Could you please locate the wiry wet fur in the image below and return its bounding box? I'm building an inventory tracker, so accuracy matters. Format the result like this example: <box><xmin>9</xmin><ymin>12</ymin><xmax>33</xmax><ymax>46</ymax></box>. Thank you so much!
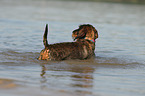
<box><xmin>38</xmin><ymin>24</ymin><xmax>98</xmax><ymax>61</ymax></box>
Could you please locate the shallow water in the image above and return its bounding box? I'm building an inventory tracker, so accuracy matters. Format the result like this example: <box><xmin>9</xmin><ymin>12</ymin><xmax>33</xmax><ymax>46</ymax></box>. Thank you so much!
<box><xmin>0</xmin><ymin>0</ymin><xmax>145</xmax><ymax>96</ymax></box>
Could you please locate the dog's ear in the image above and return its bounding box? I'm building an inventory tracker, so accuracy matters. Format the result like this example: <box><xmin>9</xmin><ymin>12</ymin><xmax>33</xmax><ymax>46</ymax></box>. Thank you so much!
<box><xmin>75</xmin><ymin>32</ymin><xmax>86</xmax><ymax>40</ymax></box>
<box><xmin>74</xmin><ymin>26</ymin><xmax>87</xmax><ymax>40</ymax></box>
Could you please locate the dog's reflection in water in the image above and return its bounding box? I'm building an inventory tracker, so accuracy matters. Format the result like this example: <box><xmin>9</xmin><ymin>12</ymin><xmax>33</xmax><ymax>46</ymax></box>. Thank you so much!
<box><xmin>40</xmin><ymin>63</ymin><xmax>94</xmax><ymax>95</ymax></box>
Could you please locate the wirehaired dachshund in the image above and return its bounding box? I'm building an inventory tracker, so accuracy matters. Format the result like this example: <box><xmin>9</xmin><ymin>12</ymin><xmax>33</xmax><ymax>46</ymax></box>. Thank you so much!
<box><xmin>38</xmin><ymin>24</ymin><xmax>98</xmax><ymax>61</ymax></box>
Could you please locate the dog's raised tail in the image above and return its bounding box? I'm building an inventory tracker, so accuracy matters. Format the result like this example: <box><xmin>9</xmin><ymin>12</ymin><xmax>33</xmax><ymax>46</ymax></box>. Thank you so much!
<box><xmin>43</xmin><ymin>24</ymin><xmax>49</xmax><ymax>48</ymax></box>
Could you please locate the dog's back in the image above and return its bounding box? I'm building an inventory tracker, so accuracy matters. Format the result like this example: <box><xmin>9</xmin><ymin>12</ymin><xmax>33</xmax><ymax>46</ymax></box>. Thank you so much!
<box><xmin>44</xmin><ymin>39</ymin><xmax>95</xmax><ymax>60</ymax></box>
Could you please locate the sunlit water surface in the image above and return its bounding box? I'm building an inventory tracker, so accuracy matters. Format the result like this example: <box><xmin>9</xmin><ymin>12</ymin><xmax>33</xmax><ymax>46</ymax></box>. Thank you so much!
<box><xmin>0</xmin><ymin>0</ymin><xmax>145</xmax><ymax>96</ymax></box>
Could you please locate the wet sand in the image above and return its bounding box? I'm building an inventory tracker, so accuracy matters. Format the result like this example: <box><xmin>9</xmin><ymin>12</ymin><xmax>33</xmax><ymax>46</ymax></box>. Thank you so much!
<box><xmin>0</xmin><ymin>78</ymin><xmax>17</xmax><ymax>89</ymax></box>
<box><xmin>0</xmin><ymin>78</ymin><xmax>79</xmax><ymax>96</ymax></box>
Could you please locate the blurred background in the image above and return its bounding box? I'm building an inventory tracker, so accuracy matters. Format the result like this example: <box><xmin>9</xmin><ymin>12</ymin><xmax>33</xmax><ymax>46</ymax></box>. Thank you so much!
<box><xmin>80</xmin><ymin>0</ymin><xmax>145</xmax><ymax>4</ymax></box>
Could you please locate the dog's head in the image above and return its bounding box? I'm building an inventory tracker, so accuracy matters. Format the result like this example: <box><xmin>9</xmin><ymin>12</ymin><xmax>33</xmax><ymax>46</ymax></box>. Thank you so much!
<box><xmin>72</xmin><ymin>24</ymin><xmax>98</xmax><ymax>42</ymax></box>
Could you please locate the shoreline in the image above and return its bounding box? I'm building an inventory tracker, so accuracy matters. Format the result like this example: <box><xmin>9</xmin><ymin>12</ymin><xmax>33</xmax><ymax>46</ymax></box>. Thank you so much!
<box><xmin>0</xmin><ymin>78</ymin><xmax>17</xmax><ymax>89</ymax></box>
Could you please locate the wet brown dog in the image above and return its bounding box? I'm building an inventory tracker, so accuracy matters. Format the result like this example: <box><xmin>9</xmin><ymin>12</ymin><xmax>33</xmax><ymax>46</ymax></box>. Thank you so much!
<box><xmin>38</xmin><ymin>24</ymin><xmax>98</xmax><ymax>61</ymax></box>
